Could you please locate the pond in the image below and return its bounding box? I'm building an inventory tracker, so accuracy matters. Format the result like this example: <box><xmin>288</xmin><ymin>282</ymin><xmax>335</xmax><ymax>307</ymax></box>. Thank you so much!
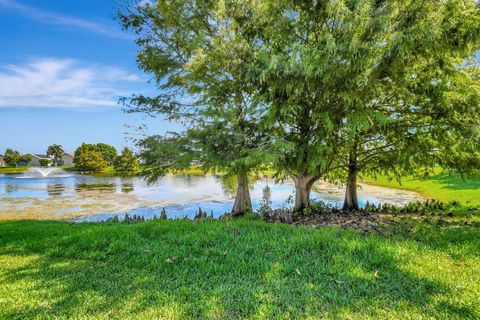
<box><xmin>0</xmin><ymin>170</ymin><xmax>423</xmax><ymax>221</ymax></box>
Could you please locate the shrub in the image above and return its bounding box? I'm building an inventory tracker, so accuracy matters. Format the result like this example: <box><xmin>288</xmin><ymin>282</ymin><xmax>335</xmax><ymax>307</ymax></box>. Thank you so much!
<box><xmin>39</xmin><ymin>159</ymin><xmax>50</xmax><ymax>167</ymax></box>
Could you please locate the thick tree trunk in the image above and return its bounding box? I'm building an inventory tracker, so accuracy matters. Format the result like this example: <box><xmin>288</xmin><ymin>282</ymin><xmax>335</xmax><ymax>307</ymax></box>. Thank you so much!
<box><xmin>232</xmin><ymin>171</ymin><xmax>252</xmax><ymax>216</ymax></box>
<box><xmin>292</xmin><ymin>174</ymin><xmax>318</xmax><ymax>212</ymax></box>
<box><xmin>343</xmin><ymin>165</ymin><xmax>359</xmax><ymax>211</ymax></box>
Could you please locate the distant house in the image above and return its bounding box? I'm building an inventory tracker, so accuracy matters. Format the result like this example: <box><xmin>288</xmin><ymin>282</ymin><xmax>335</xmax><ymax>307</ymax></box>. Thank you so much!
<box><xmin>24</xmin><ymin>152</ymin><xmax>74</xmax><ymax>167</ymax></box>
<box><xmin>27</xmin><ymin>154</ymin><xmax>52</xmax><ymax>167</ymax></box>
<box><xmin>57</xmin><ymin>152</ymin><xmax>74</xmax><ymax>166</ymax></box>
<box><xmin>0</xmin><ymin>155</ymin><xmax>5</xmax><ymax>167</ymax></box>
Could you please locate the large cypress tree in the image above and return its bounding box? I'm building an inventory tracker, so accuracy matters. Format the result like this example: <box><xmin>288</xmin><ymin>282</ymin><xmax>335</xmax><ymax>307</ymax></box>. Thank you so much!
<box><xmin>118</xmin><ymin>0</ymin><xmax>268</xmax><ymax>216</ymax></box>
<box><xmin>120</xmin><ymin>0</ymin><xmax>479</xmax><ymax>214</ymax></box>
<box><xmin>330</xmin><ymin>0</ymin><xmax>480</xmax><ymax>210</ymax></box>
<box><xmin>241</xmin><ymin>0</ymin><xmax>480</xmax><ymax>211</ymax></box>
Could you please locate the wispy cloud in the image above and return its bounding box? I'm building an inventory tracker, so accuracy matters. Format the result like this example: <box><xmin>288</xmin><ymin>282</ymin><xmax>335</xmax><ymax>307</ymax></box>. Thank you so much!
<box><xmin>0</xmin><ymin>58</ymin><xmax>144</xmax><ymax>109</ymax></box>
<box><xmin>0</xmin><ymin>0</ymin><xmax>130</xmax><ymax>39</ymax></box>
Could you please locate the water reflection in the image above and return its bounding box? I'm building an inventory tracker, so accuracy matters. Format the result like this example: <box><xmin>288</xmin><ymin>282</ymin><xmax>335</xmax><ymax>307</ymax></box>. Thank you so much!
<box><xmin>47</xmin><ymin>183</ymin><xmax>65</xmax><ymax>196</ymax></box>
<box><xmin>0</xmin><ymin>172</ymin><xmax>423</xmax><ymax>220</ymax></box>
<box><xmin>219</xmin><ymin>175</ymin><xmax>237</xmax><ymax>196</ymax></box>
<box><xmin>121</xmin><ymin>182</ymin><xmax>134</xmax><ymax>193</ymax></box>
<box><xmin>5</xmin><ymin>184</ymin><xmax>20</xmax><ymax>194</ymax></box>
<box><xmin>219</xmin><ymin>174</ymin><xmax>261</xmax><ymax>197</ymax></box>
<box><xmin>75</xmin><ymin>183</ymin><xmax>117</xmax><ymax>193</ymax></box>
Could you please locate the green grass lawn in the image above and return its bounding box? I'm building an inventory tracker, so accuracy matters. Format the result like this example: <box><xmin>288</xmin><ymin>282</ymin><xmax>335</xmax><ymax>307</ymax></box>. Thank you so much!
<box><xmin>0</xmin><ymin>166</ymin><xmax>30</xmax><ymax>174</ymax></box>
<box><xmin>363</xmin><ymin>170</ymin><xmax>480</xmax><ymax>207</ymax></box>
<box><xmin>0</xmin><ymin>166</ymin><xmax>118</xmax><ymax>175</ymax></box>
<box><xmin>1</xmin><ymin>218</ymin><xmax>479</xmax><ymax>319</ymax></box>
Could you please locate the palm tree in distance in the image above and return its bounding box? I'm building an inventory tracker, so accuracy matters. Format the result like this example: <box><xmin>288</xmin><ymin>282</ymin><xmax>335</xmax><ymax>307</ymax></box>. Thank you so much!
<box><xmin>46</xmin><ymin>144</ymin><xmax>64</xmax><ymax>166</ymax></box>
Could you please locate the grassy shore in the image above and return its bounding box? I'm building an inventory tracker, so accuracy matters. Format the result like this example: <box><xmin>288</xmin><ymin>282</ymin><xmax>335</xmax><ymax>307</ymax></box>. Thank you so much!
<box><xmin>1</xmin><ymin>217</ymin><xmax>479</xmax><ymax>319</ymax></box>
<box><xmin>363</xmin><ymin>170</ymin><xmax>480</xmax><ymax>207</ymax></box>
<box><xmin>0</xmin><ymin>166</ymin><xmax>30</xmax><ymax>174</ymax></box>
<box><xmin>0</xmin><ymin>166</ymin><xmax>116</xmax><ymax>175</ymax></box>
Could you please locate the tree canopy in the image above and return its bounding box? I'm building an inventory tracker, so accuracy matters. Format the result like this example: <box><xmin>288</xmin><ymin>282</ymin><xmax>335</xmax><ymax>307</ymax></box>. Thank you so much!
<box><xmin>3</xmin><ymin>149</ymin><xmax>32</xmax><ymax>167</ymax></box>
<box><xmin>46</xmin><ymin>144</ymin><xmax>64</xmax><ymax>166</ymax></box>
<box><xmin>120</xmin><ymin>0</ymin><xmax>480</xmax><ymax>213</ymax></box>
<box><xmin>94</xmin><ymin>143</ymin><xmax>117</xmax><ymax>165</ymax></box>
<box><xmin>4</xmin><ymin>149</ymin><xmax>21</xmax><ymax>167</ymax></box>
<box><xmin>113</xmin><ymin>147</ymin><xmax>140</xmax><ymax>175</ymax></box>
<box><xmin>73</xmin><ymin>144</ymin><xmax>108</xmax><ymax>172</ymax></box>
<box><xmin>119</xmin><ymin>0</ymin><xmax>270</xmax><ymax>215</ymax></box>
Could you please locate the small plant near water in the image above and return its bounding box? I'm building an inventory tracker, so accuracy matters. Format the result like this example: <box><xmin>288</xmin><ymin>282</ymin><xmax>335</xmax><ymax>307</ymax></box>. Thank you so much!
<box><xmin>302</xmin><ymin>201</ymin><xmax>338</xmax><ymax>216</ymax></box>
<box><xmin>257</xmin><ymin>185</ymin><xmax>273</xmax><ymax>218</ymax></box>
<box><xmin>104</xmin><ymin>214</ymin><xmax>144</xmax><ymax>223</ymax></box>
<box><xmin>103</xmin><ymin>198</ymin><xmax>472</xmax><ymax>226</ymax></box>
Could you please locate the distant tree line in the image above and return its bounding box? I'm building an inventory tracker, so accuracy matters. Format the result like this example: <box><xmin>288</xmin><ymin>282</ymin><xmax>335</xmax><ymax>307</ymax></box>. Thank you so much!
<box><xmin>2</xmin><ymin>149</ymin><xmax>32</xmax><ymax>167</ymax></box>
<box><xmin>119</xmin><ymin>0</ymin><xmax>480</xmax><ymax>215</ymax></box>
<box><xmin>3</xmin><ymin>143</ymin><xmax>139</xmax><ymax>175</ymax></box>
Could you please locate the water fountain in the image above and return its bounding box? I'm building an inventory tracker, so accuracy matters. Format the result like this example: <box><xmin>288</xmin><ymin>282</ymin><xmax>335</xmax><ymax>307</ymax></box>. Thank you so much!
<box><xmin>18</xmin><ymin>167</ymin><xmax>71</xmax><ymax>178</ymax></box>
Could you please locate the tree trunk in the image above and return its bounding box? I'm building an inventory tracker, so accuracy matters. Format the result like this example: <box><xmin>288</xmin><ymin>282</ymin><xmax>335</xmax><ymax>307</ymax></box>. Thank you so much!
<box><xmin>343</xmin><ymin>165</ymin><xmax>359</xmax><ymax>211</ymax></box>
<box><xmin>292</xmin><ymin>174</ymin><xmax>318</xmax><ymax>212</ymax></box>
<box><xmin>232</xmin><ymin>171</ymin><xmax>252</xmax><ymax>216</ymax></box>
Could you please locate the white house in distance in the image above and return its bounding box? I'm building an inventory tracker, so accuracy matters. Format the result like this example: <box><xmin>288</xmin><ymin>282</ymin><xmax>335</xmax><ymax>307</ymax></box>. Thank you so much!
<box><xmin>58</xmin><ymin>152</ymin><xmax>74</xmax><ymax>166</ymax></box>
<box><xmin>27</xmin><ymin>152</ymin><xmax>74</xmax><ymax>167</ymax></box>
<box><xmin>27</xmin><ymin>154</ymin><xmax>51</xmax><ymax>166</ymax></box>
<box><xmin>0</xmin><ymin>155</ymin><xmax>5</xmax><ymax>167</ymax></box>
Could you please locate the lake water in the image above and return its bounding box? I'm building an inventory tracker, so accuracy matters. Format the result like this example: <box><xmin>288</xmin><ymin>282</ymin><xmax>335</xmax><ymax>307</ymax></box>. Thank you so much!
<box><xmin>0</xmin><ymin>172</ymin><xmax>423</xmax><ymax>221</ymax></box>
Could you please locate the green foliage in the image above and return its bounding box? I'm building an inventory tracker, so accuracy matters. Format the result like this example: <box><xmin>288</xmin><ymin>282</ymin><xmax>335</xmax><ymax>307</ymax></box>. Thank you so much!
<box><xmin>73</xmin><ymin>144</ymin><xmax>107</xmax><ymax>172</ymax></box>
<box><xmin>119</xmin><ymin>0</ymin><xmax>269</xmax><ymax>177</ymax></box>
<box><xmin>39</xmin><ymin>159</ymin><xmax>50</xmax><ymax>167</ymax></box>
<box><xmin>94</xmin><ymin>143</ymin><xmax>117</xmax><ymax>165</ymax></box>
<box><xmin>363</xmin><ymin>200</ymin><xmax>465</xmax><ymax>216</ymax></box>
<box><xmin>136</xmin><ymin>134</ymin><xmax>198</xmax><ymax>183</ymax></box>
<box><xmin>119</xmin><ymin>0</ymin><xmax>272</xmax><ymax>214</ymax></box>
<box><xmin>257</xmin><ymin>185</ymin><xmax>273</xmax><ymax>218</ymax></box>
<box><xmin>113</xmin><ymin>147</ymin><xmax>139</xmax><ymax>175</ymax></box>
<box><xmin>3</xmin><ymin>149</ymin><xmax>21</xmax><ymax>167</ymax></box>
<box><xmin>249</xmin><ymin>0</ymin><xmax>480</xmax><ymax>179</ymax></box>
<box><xmin>18</xmin><ymin>154</ymin><xmax>32</xmax><ymax>165</ymax></box>
<box><xmin>248</xmin><ymin>0</ymin><xmax>480</xmax><ymax>210</ymax></box>
<box><xmin>120</xmin><ymin>0</ymin><xmax>480</xmax><ymax>212</ymax></box>
<box><xmin>46</xmin><ymin>144</ymin><xmax>64</xmax><ymax>166</ymax></box>
<box><xmin>72</xmin><ymin>143</ymin><xmax>116</xmax><ymax>170</ymax></box>
<box><xmin>3</xmin><ymin>149</ymin><xmax>31</xmax><ymax>167</ymax></box>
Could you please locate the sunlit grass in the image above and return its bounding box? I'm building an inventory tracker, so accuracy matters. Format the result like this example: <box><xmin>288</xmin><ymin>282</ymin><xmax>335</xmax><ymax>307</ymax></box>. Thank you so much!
<box><xmin>1</xmin><ymin>218</ymin><xmax>479</xmax><ymax>319</ymax></box>
<box><xmin>363</xmin><ymin>169</ymin><xmax>480</xmax><ymax>207</ymax></box>
<box><xmin>0</xmin><ymin>166</ymin><xmax>30</xmax><ymax>174</ymax></box>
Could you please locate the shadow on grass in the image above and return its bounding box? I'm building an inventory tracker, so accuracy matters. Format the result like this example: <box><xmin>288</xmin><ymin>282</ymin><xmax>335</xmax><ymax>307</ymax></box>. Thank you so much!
<box><xmin>386</xmin><ymin>216</ymin><xmax>480</xmax><ymax>259</ymax></box>
<box><xmin>0</xmin><ymin>219</ymin><xmax>477</xmax><ymax>319</ymax></box>
<box><xmin>428</xmin><ymin>172</ymin><xmax>480</xmax><ymax>191</ymax></box>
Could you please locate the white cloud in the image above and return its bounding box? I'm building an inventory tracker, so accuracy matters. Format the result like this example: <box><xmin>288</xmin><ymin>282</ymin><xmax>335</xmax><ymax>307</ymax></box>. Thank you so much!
<box><xmin>0</xmin><ymin>0</ymin><xmax>131</xmax><ymax>39</ymax></box>
<box><xmin>0</xmin><ymin>58</ymin><xmax>144</xmax><ymax>109</ymax></box>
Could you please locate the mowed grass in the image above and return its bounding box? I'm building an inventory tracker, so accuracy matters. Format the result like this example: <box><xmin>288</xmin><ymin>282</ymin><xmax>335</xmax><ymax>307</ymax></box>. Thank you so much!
<box><xmin>0</xmin><ymin>167</ymin><xmax>30</xmax><ymax>174</ymax></box>
<box><xmin>364</xmin><ymin>170</ymin><xmax>480</xmax><ymax>207</ymax></box>
<box><xmin>0</xmin><ymin>166</ymin><xmax>119</xmax><ymax>175</ymax></box>
<box><xmin>0</xmin><ymin>218</ymin><xmax>479</xmax><ymax>319</ymax></box>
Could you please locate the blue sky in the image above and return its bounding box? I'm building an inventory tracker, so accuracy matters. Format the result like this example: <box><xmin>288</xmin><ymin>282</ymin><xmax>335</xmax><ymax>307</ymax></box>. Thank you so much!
<box><xmin>0</xmin><ymin>0</ymin><xmax>174</xmax><ymax>154</ymax></box>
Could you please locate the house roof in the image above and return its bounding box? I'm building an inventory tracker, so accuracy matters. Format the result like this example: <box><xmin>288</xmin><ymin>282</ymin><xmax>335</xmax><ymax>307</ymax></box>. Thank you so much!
<box><xmin>30</xmin><ymin>154</ymin><xmax>50</xmax><ymax>159</ymax></box>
